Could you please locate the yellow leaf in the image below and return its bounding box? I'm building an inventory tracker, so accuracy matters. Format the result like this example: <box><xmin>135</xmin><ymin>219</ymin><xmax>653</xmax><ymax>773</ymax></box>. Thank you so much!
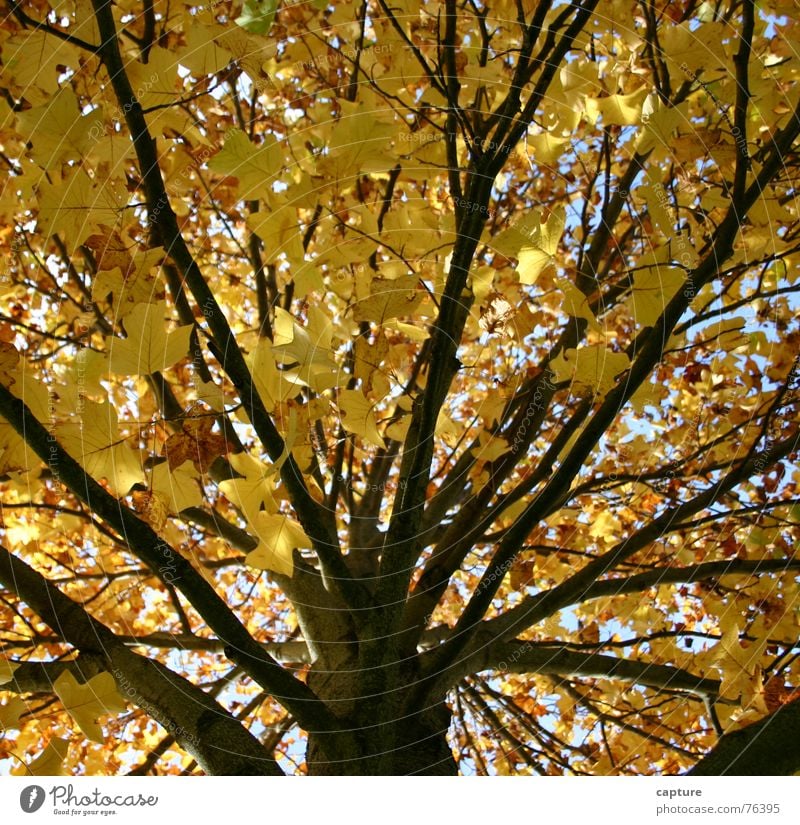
<box><xmin>551</xmin><ymin>346</ymin><xmax>630</xmax><ymax>397</ymax></box>
<box><xmin>56</xmin><ymin>400</ymin><xmax>144</xmax><ymax>496</ymax></box>
<box><xmin>556</xmin><ymin>277</ymin><xmax>598</xmax><ymax>329</ymax></box>
<box><xmin>37</xmin><ymin>170</ymin><xmax>127</xmax><ymax>253</ymax></box>
<box><xmin>91</xmin><ymin>247</ymin><xmax>166</xmax><ymax>319</ymax></box>
<box><xmin>193</xmin><ymin>378</ymin><xmax>227</xmax><ymax>413</ymax></box>
<box><xmin>245</xmin><ymin>512</ymin><xmax>312</xmax><ymax>577</ymax></box>
<box><xmin>125</xmin><ymin>47</ymin><xmax>193</xmax><ymax>136</ymax></box>
<box><xmin>247</xmin><ymin>205</ymin><xmax>305</xmax><ymax>264</ymax></box>
<box><xmin>629</xmin><ymin>379</ymin><xmax>666</xmax><ymax>412</ymax></box>
<box><xmin>209</xmin><ymin>128</ymin><xmax>281</xmax><ymax>201</ymax></box>
<box><xmin>150</xmin><ymin>460</ymin><xmax>204</xmax><ymax>514</ymax></box>
<box><xmin>131</xmin><ymin>489</ymin><xmax>169</xmax><ymax>532</ymax></box>
<box><xmin>271</xmin><ymin>307</ymin><xmax>338</xmax><ymax>392</ymax></box>
<box><xmin>385</xmin><ymin>415</ymin><xmax>411</xmax><ymax>442</ymax></box>
<box><xmin>67</xmin><ymin>350</ymin><xmax>109</xmax><ymax>399</ymax></box>
<box><xmin>384</xmin><ymin>320</ymin><xmax>429</xmax><ymax>342</ymax></box>
<box><xmin>247</xmin><ymin>338</ymin><xmax>295</xmax><ymax>412</ymax></box>
<box><xmin>0</xmin><ymin>31</ymin><xmax>79</xmax><ymax>102</ymax></box>
<box><xmin>216</xmin><ymin>27</ymin><xmax>277</xmax><ymax>91</ymax></box>
<box><xmin>588</xmin><ymin>510</ymin><xmax>620</xmax><ymax>544</ymax></box>
<box><xmin>351</xmin><ymin>275</ymin><xmax>423</xmax><ymax>325</ymax></box>
<box><xmin>435</xmin><ymin>409</ymin><xmax>461</xmax><ymax>448</ymax></box>
<box><xmin>712</xmin><ymin>624</ymin><xmax>766</xmax><ymax>706</ymax></box>
<box><xmin>518</xmin><ymin>207</ymin><xmax>566</xmax><ymax>284</ymax></box>
<box><xmin>628</xmin><ymin>264</ymin><xmax>686</xmax><ymax>327</ymax></box>
<box><xmin>106</xmin><ymin>301</ymin><xmax>192</xmax><ymax>375</ymax></box>
<box><xmin>636</xmin><ymin>96</ymin><xmax>686</xmax><ymax>154</ymax></box>
<box><xmin>0</xmin><ymin>658</ymin><xmax>19</xmax><ymax>685</ymax></box>
<box><xmin>526</xmin><ymin>130</ymin><xmax>570</xmax><ymax>165</ymax></box>
<box><xmin>54</xmin><ymin>671</ymin><xmax>127</xmax><ymax>743</ymax></box>
<box><xmin>15</xmin><ymin>88</ymin><xmax>103</xmax><ymax>170</ymax></box>
<box><xmin>472</xmin><ymin>434</ymin><xmax>511</xmax><ymax>463</ymax></box>
<box><xmin>16</xmin><ymin>738</ymin><xmax>71</xmax><ymax>777</ymax></box>
<box><xmin>469</xmin><ymin>266</ymin><xmax>496</xmax><ymax>304</ymax></box>
<box><xmin>337</xmin><ymin>389</ymin><xmax>386</xmax><ymax>448</ymax></box>
<box><xmin>219</xmin><ymin>452</ymin><xmax>279</xmax><ymax>524</ymax></box>
<box><xmin>317</xmin><ymin>101</ymin><xmax>396</xmax><ymax>178</ymax></box>
<box><xmin>585</xmin><ymin>88</ymin><xmax>647</xmax><ymax>127</ymax></box>
<box><xmin>660</xmin><ymin>22</ymin><xmax>729</xmax><ymax>77</ymax></box>
<box><xmin>713</xmin><ymin>625</ymin><xmax>754</xmax><ymax>673</ymax></box>
<box><xmin>354</xmin><ymin>332</ymin><xmax>390</xmax><ymax>392</ymax></box>
<box><xmin>0</xmin><ymin>364</ymin><xmax>52</xmax><ymax>473</ymax></box>
<box><xmin>180</xmin><ymin>24</ymin><xmax>233</xmax><ymax>77</ymax></box>
<box><xmin>702</xmin><ymin>316</ymin><xmax>749</xmax><ymax>349</ymax></box>
<box><xmin>0</xmin><ymin>696</ymin><xmax>26</xmax><ymax>730</ymax></box>
<box><xmin>493</xmin><ymin>207</ymin><xmax>566</xmax><ymax>285</ymax></box>
<box><xmin>0</xmin><ymin>342</ymin><xmax>20</xmax><ymax>383</ymax></box>
<box><xmin>640</xmin><ymin>167</ymin><xmax>674</xmax><ymax>237</ymax></box>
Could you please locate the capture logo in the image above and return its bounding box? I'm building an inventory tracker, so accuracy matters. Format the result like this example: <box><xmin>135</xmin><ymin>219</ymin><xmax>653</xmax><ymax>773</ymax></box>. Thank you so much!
<box><xmin>20</xmin><ymin>786</ymin><xmax>45</xmax><ymax>813</ymax></box>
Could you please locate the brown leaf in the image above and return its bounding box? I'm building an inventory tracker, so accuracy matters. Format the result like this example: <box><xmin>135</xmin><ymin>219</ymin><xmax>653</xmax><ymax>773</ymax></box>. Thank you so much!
<box><xmin>84</xmin><ymin>225</ymin><xmax>133</xmax><ymax>273</ymax></box>
<box><xmin>162</xmin><ymin>408</ymin><xmax>232</xmax><ymax>472</ymax></box>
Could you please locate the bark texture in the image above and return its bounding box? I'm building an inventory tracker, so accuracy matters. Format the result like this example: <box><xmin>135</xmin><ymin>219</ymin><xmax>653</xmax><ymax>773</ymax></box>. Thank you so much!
<box><xmin>306</xmin><ymin>661</ymin><xmax>457</xmax><ymax>775</ymax></box>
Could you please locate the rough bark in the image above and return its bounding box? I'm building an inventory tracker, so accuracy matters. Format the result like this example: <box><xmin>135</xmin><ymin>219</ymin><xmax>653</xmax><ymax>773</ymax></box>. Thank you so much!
<box><xmin>306</xmin><ymin>660</ymin><xmax>457</xmax><ymax>775</ymax></box>
<box><xmin>688</xmin><ymin>699</ymin><xmax>800</xmax><ymax>776</ymax></box>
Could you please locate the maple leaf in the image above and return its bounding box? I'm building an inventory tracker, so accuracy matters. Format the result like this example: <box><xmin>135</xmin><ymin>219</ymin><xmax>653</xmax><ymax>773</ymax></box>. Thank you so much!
<box><xmin>0</xmin><ymin>343</ymin><xmax>19</xmax><ymax>384</ymax></box>
<box><xmin>317</xmin><ymin>101</ymin><xmax>397</xmax><ymax>179</ymax></box>
<box><xmin>218</xmin><ymin>452</ymin><xmax>279</xmax><ymax>524</ymax></box>
<box><xmin>0</xmin><ymin>31</ymin><xmax>80</xmax><ymax>102</ymax></box>
<box><xmin>36</xmin><ymin>171</ymin><xmax>127</xmax><ymax>253</ymax></box>
<box><xmin>84</xmin><ymin>226</ymin><xmax>134</xmax><ymax>273</ymax></box>
<box><xmin>337</xmin><ymin>389</ymin><xmax>386</xmax><ymax>448</ymax></box>
<box><xmin>15</xmin><ymin>88</ymin><xmax>103</xmax><ymax>171</ymax></box>
<box><xmin>0</xmin><ymin>659</ymin><xmax>19</xmax><ymax>686</ymax></box>
<box><xmin>235</xmin><ymin>0</ymin><xmax>279</xmax><ymax>35</ymax></box>
<box><xmin>0</xmin><ymin>696</ymin><xmax>26</xmax><ymax>730</ymax></box>
<box><xmin>91</xmin><ymin>248</ymin><xmax>166</xmax><ymax>318</ymax></box>
<box><xmin>351</xmin><ymin>275</ymin><xmax>423</xmax><ymax>325</ymax></box>
<box><xmin>585</xmin><ymin>88</ymin><xmax>647</xmax><ymax>127</ymax></box>
<box><xmin>209</xmin><ymin>129</ymin><xmax>282</xmax><ymax>201</ymax></box>
<box><xmin>150</xmin><ymin>461</ymin><xmax>205</xmax><ymax>515</ymax></box>
<box><xmin>494</xmin><ymin>207</ymin><xmax>566</xmax><ymax>285</ymax></box>
<box><xmin>628</xmin><ymin>265</ymin><xmax>686</xmax><ymax>327</ymax></box>
<box><xmin>551</xmin><ymin>346</ymin><xmax>631</xmax><ymax>398</ymax></box>
<box><xmin>245</xmin><ymin>513</ymin><xmax>312</xmax><ymax>577</ymax></box>
<box><xmin>271</xmin><ymin>307</ymin><xmax>338</xmax><ymax>392</ymax></box>
<box><xmin>53</xmin><ymin>672</ymin><xmax>127</xmax><ymax>744</ymax></box>
<box><xmin>180</xmin><ymin>25</ymin><xmax>234</xmax><ymax>76</ymax></box>
<box><xmin>56</xmin><ymin>400</ymin><xmax>144</xmax><ymax>496</ymax></box>
<box><xmin>162</xmin><ymin>409</ymin><xmax>232</xmax><ymax>472</ymax></box>
<box><xmin>14</xmin><ymin>738</ymin><xmax>70</xmax><ymax>777</ymax></box>
<box><xmin>711</xmin><ymin>624</ymin><xmax>767</xmax><ymax>707</ymax></box>
<box><xmin>131</xmin><ymin>489</ymin><xmax>169</xmax><ymax>531</ymax></box>
<box><xmin>106</xmin><ymin>301</ymin><xmax>192</xmax><ymax>375</ymax></box>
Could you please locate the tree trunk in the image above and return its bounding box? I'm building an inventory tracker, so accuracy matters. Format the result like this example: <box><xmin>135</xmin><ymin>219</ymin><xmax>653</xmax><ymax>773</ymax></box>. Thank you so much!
<box><xmin>305</xmin><ymin>661</ymin><xmax>457</xmax><ymax>775</ymax></box>
<box><xmin>688</xmin><ymin>698</ymin><xmax>800</xmax><ymax>775</ymax></box>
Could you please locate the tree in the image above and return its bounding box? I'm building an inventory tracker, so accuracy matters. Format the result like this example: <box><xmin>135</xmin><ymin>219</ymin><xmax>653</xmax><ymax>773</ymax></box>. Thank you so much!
<box><xmin>0</xmin><ymin>0</ymin><xmax>798</xmax><ymax>777</ymax></box>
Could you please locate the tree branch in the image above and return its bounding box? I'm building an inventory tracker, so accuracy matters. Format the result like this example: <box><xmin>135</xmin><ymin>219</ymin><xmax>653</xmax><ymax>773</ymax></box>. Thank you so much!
<box><xmin>0</xmin><ymin>382</ymin><xmax>339</xmax><ymax>737</ymax></box>
<box><xmin>578</xmin><ymin>558</ymin><xmax>800</xmax><ymax>604</ymax></box>
<box><xmin>688</xmin><ymin>698</ymin><xmax>800</xmax><ymax>775</ymax></box>
<box><xmin>436</xmin><ymin>639</ymin><xmax>721</xmax><ymax>700</ymax></box>
<box><xmin>420</xmin><ymin>429</ymin><xmax>799</xmax><ymax>700</ymax></box>
<box><xmin>0</xmin><ymin>543</ymin><xmax>283</xmax><ymax>775</ymax></box>
<box><xmin>88</xmin><ymin>0</ymin><xmax>366</xmax><ymax>613</ymax></box>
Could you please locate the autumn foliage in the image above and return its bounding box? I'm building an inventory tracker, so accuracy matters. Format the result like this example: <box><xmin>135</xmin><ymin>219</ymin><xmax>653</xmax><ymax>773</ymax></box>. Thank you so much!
<box><xmin>0</xmin><ymin>0</ymin><xmax>799</xmax><ymax>775</ymax></box>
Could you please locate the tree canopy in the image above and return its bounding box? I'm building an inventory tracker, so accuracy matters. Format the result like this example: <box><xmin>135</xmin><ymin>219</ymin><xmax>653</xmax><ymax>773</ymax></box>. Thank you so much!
<box><xmin>0</xmin><ymin>0</ymin><xmax>799</xmax><ymax>776</ymax></box>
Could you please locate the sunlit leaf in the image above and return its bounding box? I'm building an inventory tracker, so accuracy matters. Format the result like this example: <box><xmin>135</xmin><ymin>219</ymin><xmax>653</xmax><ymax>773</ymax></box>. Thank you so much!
<box><xmin>106</xmin><ymin>301</ymin><xmax>192</xmax><ymax>375</ymax></box>
<box><xmin>53</xmin><ymin>672</ymin><xmax>127</xmax><ymax>744</ymax></box>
